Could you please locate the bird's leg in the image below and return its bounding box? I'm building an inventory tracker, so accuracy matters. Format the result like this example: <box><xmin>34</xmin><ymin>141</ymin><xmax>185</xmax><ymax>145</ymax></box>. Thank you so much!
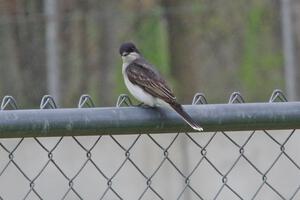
<box><xmin>130</xmin><ymin>102</ymin><xmax>145</xmax><ymax>107</ymax></box>
<box><xmin>137</xmin><ymin>102</ymin><xmax>144</xmax><ymax>107</ymax></box>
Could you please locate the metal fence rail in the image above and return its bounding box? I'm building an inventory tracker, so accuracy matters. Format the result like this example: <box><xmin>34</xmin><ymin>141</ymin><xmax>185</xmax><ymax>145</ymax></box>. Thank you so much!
<box><xmin>0</xmin><ymin>90</ymin><xmax>300</xmax><ymax>199</ymax></box>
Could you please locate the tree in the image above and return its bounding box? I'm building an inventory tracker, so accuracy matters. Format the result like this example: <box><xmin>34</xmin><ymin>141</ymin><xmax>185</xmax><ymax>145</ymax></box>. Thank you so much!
<box><xmin>45</xmin><ymin>0</ymin><xmax>61</xmax><ymax>105</ymax></box>
<box><xmin>162</xmin><ymin>0</ymin><xmax>203</xmax><ymax>103</ymax></box>
<box><xmin>98</xmin><ymin>0</ymin><xmax>119</xmax><ymax>106</ymax></box>
<box><xmin>4</xmin><ymin>0</ymin><xmax>46</xmax><ymax>107</ymax></box>
<box><xmin>289</xmin><ymin>0</ymin><xmax>300</xmax><ymax>100</ymax></box>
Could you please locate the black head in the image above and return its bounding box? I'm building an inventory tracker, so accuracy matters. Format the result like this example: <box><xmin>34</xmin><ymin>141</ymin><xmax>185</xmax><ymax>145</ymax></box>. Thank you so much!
<box><xmin>119</xmin><ymin>42</ymin><xmax>140</xmax><ymax>56</ymax></box>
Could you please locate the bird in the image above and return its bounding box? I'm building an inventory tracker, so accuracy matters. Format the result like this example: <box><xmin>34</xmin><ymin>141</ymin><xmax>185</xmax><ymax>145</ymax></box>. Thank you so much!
<box><xmin>119</xmin><ymin>42</ymin><xmax>203</xmax><ymax>132</ymax></box>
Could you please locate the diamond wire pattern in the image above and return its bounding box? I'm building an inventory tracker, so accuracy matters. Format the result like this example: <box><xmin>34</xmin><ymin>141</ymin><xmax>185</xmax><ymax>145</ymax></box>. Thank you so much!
<box><xmin>0</xmin><ymin>90</ymin><xmax>299</xmax><ymax>199</ymax></box>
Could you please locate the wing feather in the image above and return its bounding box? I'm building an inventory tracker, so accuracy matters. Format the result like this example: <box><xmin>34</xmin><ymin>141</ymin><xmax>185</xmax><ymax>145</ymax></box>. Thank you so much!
<box><xmin>126</xmin><ymin>61</ymin><xmax>176</xmax><ymax>103</ymax></box>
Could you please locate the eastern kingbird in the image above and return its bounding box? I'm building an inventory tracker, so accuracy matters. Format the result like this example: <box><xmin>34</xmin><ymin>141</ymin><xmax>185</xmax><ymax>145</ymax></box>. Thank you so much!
<box><xmin>119</xmin><ymin>42</ymin><xmax>203</xmax><ymax>131</ymax></box>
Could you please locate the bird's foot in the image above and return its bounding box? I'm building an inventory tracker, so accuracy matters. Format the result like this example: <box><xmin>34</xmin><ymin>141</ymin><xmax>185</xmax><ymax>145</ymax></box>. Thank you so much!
<box><xmin>136</xmin><ymin>103</ymin><xmax>154</xmax><ymax>109</ymax></box>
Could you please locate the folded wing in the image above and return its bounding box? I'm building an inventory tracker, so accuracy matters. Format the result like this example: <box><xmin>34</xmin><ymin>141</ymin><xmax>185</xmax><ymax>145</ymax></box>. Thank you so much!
<box><xmin>126</xmin><ymin>60</ymin><xmax>176</xmax><ymax>103</ymax></box>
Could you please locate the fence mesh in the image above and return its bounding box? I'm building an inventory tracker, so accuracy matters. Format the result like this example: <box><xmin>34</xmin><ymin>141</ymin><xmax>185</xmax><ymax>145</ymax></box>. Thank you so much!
<box><xmin>0</xmin><ymin>90</ymin><xmax>299</xmax><ymax>200</ymax></box>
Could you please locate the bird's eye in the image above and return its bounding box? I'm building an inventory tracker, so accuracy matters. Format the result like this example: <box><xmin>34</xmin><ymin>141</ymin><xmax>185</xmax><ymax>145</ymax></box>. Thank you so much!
<box><xmin>122</xmin><ymin>52</ymin><xmax>129</xmax><ymax>56</ymax></box>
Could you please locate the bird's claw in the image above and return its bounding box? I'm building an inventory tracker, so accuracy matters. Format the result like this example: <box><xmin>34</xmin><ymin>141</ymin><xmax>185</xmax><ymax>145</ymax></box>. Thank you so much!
<box><xmin>136</xmin><ymin>103</ymin><xmax>153</xmax><ymax>109</ymax></box>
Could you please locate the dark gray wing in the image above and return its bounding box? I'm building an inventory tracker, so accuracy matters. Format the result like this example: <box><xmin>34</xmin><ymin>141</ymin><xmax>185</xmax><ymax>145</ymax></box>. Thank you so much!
<box><xmin>126</xmin><ymin>59</ymin><xmax>176</xmax><ymax>103</ymax></box>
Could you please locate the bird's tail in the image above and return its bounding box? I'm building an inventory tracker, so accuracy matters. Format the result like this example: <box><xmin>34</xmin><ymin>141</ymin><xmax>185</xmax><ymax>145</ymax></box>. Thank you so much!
<box><xmin>169</xmin><ymin>102</ymin><xmax>203</xmax><ymax>132</ymax></box>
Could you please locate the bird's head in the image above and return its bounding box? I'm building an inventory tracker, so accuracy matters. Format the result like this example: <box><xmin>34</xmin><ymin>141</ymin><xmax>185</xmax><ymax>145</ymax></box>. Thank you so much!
<box><xmin>119</xmin><ymin>42</ymin><xmax>140</xmax><ymax>63</ymax></box>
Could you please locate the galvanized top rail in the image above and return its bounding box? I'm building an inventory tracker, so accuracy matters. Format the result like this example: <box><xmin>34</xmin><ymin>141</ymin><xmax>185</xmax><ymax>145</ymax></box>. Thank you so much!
<box><xmin>0</xmin><ymin>101</ymin><xmax>299</xmax><ymax>138</ymax></box>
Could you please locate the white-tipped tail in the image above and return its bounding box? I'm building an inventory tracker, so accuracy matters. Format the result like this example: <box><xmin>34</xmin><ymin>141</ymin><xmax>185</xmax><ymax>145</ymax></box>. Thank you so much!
<box><xmin>169</xmin><ymin>102</ymin><xmax>203</xmax><ymax>132</ymax></box>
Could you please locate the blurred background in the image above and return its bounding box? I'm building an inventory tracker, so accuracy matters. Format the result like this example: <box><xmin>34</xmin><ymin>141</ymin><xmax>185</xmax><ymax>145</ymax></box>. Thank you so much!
<box><xmin>0</xmin><ymin>1</ymin><xmax>300</xmax><ymax>200</ymax></box>
<box><xmin>0</xmin><ymin>0</ymin><xmax>299</xmax><ymax>108</ymax></box>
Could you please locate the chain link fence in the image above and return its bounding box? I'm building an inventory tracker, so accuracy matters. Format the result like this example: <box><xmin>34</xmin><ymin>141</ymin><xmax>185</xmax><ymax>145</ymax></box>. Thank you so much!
<box><xmin>0</xmin><ymin>90</ymin><xmax>300</xmax><ymax>199</ymax></box>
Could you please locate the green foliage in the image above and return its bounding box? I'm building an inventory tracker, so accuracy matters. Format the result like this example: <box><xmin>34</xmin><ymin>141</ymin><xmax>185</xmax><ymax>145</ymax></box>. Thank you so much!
<box><xmin>240</xmin><ymin>4</ymin><xmax>283</xmax><ymax>100</ymax></box>
<box><xmin>136</xmin><ymin>17</ymin><xmax>169</xmax><ymax>74</ymax></box>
